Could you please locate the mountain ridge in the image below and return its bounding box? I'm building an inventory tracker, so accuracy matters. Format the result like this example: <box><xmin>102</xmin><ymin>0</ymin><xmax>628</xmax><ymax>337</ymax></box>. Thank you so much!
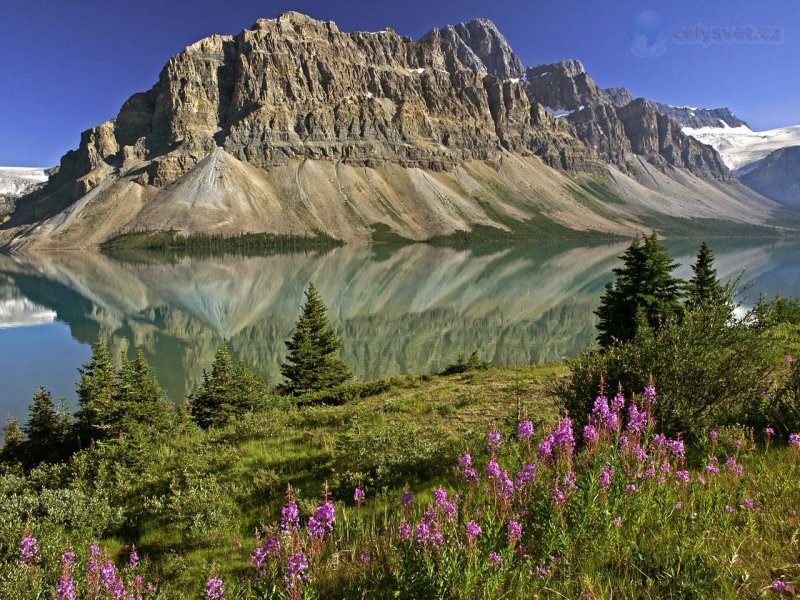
<box><xmin>0</xmin><ymin>12</ymin><xmax>779</xmax><ymax>250</ymax></box>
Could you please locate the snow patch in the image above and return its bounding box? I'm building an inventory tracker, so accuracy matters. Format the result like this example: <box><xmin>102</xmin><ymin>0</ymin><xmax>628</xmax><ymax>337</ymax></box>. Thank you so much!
<box><xmin>505</xmin><ymin>77</ymin><xmax>520</xmax><ymax>84</ymax></box>
<box><xmin>0</xmin><ymin>167</ymin><xmax>50</xmax><ymax>197</ymax></box>
<box><xmin>366</xmin><ymin>92</ymin><xmax>374</xmax><ymax>99</ymax></box>
<box><xmin>683</xmin><ymin>123</ymin><xmax>800</xmax><ymax>171</ymax></box>
<box><xmin>408</xmin><ymin>68</ymin><xmax>425</xmax><ymax>74</ymax></box>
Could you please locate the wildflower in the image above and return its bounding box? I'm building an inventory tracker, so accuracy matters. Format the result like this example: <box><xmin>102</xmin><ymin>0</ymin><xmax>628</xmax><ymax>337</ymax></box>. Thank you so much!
<box><xmin>705</xmin><ymin>456</ymin><xmax>720</xmax><ymax>476</ymax></box>
<box><xmin>486</xmin><ymin>429</ymin><xmax>502</xmax><ymax>454</ymax></box>
<box><xmin>626</xmin><ymin>404</ymin><xmax>647</xmax><ymax>434</ymax></box>
<box><xmin>675</xmin><ymin>501</ymin><xmax>682</xmax><ymax>510</ymax></box>
<box><xmin>743</xmin><ymin>498</ymin><xmax>754</xmax><ymax>510</ymax></box>
<box><xmin>251</xmin><ymin>535</ymin><xmax>280</xmax><ymax>573</ymax></box>
<box><xmin>725</xmin><ymin>505</ymin><xmax>735</xmax><ymax>513</ymax></box>
<box><xmin>399</xmin><ymin>521</ymin><xmax>412</xmax><ymax>540</ymax></box>
<box><xmin>770</xmin><ymin>578</ymin><xmax>791</xmax><ymax>595</ymax></box>
<box><xmin>100</xmin><ymin>556</ymin><xmax>125</xmax><ymax>598</ymax></box>
<box><xmin>486</xmin><ymin>459</ymin><xmax>501</xmax><ymax>480</ymax></box>
<box><xmin>401</xmin><ymin>489</ymin><xmax>414</xmax><ymax>508</ymax></box>
<box><xmin>612</xmin><ymin>389</ymin><xmax>626</xmax><ymax>412</ymax></box>
<box><xmin>709</xmin><ymin>430</ymin><xmax>718</xmax><ymax>441</ymax></box>
<box><xmin>433</xmin><ymin>487</ymin><xmax>448</xmax><ymax>508</ymax></box>
<box><xmin>535</xmin><ymin>565</ymin><xmax>550</xmax><ymax>579</ymax></box>
<box><xmin>583</xmin><ymin>424</ymin><xmax>599</xmax><ymax>445</ymax></box>
<box><xmin>553</xmin><ymin>417</ymin><xmax>575</xmax><ymax>455</ymax></box>
<box><xmin>550</xmin><ymin>486</ymin><xmax>567</xmax><ymax>509</ymax></box>
<box><xmin>537</xmin><ymin>436</ymin><xmax>553</xmax><ymax>460</ymax></box>
<box><xmin>626</xmin><ymin>483</ymin><xmax>636</xmax><ymax>495</ymax></box>
<box><xmin>20</xmin><ymin>536</ymin><xmax>38</xmax><ymax>565</ymax></box>
<box><xmin>465</xmin><ymin>520</ymin><xmax>482</xmax><ymax>544</ymax></box>
<box><xmin>307</xmin><ymin>501</ymin><xmax>335</xmax><ymax>539</ymax></box>
<box><xmin>55</xmin><ymin>572</ymin><xmax>76</xmax><ymax>600</ymax></box>
<box><xmin>458</xmin><ymin>453</ymin><xmax>479</xmax><ymax>483</ymax></box>
<box><xmin>354</xmin><ymin>486</ymin><xmax>365</xmax><ymax>507</ymax></box>
<box><xmin>599</xmin><ymin>464</ymin><xmax>614</xmax><ymax>490</ymax></box>
<box><xmin>61</xmin><ymin>549</ymin><xmax>75</xmax><ymax>568</ymax></box>
<box><xmin>725</xmin><ymin>456</ymin><xmax>743</xmax><ymax>477</ymax></box>
<box><xmin>517</xmin><ymin>418</ymin><xmax>534</xmax><ymax>440</ymax></box>
<box><xmin>515</xmin><ymin>463</ymin><xmax>537</xmax><ymax>488</ymax></box>
<box><xmin>359</xmin><ymin>551</ymin><xmax>371</xmax><ymax>566</ymax></box>
<box><xmin>129</xmin><ymin>545</ymin><xmax>139</xmax><ymax>569</ymax></box>
<box><xmin>676</xmin><ymin>469</ymin><xmax>690</xmax><ymax>484</ymax></box>
<box><xmin>790</xmin><ymin>433</ymin><xmax>800</xmax><ymax>448</ymax></box>
<box><xmin>488</xmin><ymin>552</ymin><xmax>503</xmax><ymax>569</ymax></box>
<box><xmin>507</xmin><ymin>520</ymin><xmax>522</xmax><ymax>544</ymax></box>
<box><xmin>643</xmin><ymin>384</ymin><xmax>656</xmax><ymax>406</ymax></box>
<box><xmin>280</xmin><ymin>500</ymin><xmax>300</xmax><ymax>532</ymax></box>
<box><xmin>285</xmin><ymin>553</ymin><xmax>309</xmax><ymax>591</ymax></box>
<box><xmin>765</xmin><ymin>427</ymin><xmax>775</xmax><ymax>448</ymax></box>
<box><xmin>414</xmin><ymin>523</ymin><xmax>430</xmax><ymax>545</ymax></box>
<box><xmin>612</xmin><ymin>516</ymin><xmax>622</xmax><ymax>528</ymax></box>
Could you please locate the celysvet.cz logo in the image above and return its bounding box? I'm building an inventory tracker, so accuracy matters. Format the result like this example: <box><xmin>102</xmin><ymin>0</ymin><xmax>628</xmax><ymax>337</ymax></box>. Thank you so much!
<box><xmin>630</xmin><ymin>10</ymin><xmax>784</xmax><ymax>58</ymax></box>
<box><xmin>673</xmin><ymin>24</ymin><xmax>784</xmax><ymax>46</ymax></box>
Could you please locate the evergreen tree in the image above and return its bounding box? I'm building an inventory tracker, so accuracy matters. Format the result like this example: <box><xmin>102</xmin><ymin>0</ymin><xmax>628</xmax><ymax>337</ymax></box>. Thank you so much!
<box><xmin>191</xmin><ymin>342</ymin><xmax>270</xmax><ymax>428</ymax></box>
<box><xmin>115</xmin><ymin>350</ymin><xmax>172</xmax><ymax>432</ymax></box>
<box><xmin>595</xmin><ymin>233</ymin><xmax>684</xmax><ymax>348</ymax></box>
<box><xmin>282</xmin><ymin>283</ymin><xmax>351</xmax><ymax>395</ymax></box>
<box><xmin>686</xmin><ymin>242</ymin><xmax>724</xmax><ymax>310</ymax></box>
<box><xmin>1</xmin><ymin>417</ymin><xmax>24</xmax><ymax>463</ymax></box>
<box><xmin>75</xmin><ymin>337</ymin><xmax>118</xmax><ymax>445</ymax></box>
<box><xmin>24</xmin><ymin>388</ymin><xmax>68</xmax><ymax>464</ymax></box>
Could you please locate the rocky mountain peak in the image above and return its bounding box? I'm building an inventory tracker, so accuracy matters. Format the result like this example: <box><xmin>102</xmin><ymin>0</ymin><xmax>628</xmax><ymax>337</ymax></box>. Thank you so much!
<box><xmin>421</xmin><ymin>18</ymin><xmax>523</xmax><ymax>79</ymax></box>
<box><xmin>525</xmin><ymin>59</ymin><xmax>604</xmax><ymax>111</ymax></box>
<box><xmin>601</xmin><ymin>87</ymin><xmax>634</xmax><ymax>108</ymax></box>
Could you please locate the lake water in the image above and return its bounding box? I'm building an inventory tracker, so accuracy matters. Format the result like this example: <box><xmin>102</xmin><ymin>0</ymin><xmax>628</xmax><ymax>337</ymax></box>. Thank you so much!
<box><xmin>1</xmin><ymin>238</ymin><xmax>799</xmax><ymax>423</ymax></box>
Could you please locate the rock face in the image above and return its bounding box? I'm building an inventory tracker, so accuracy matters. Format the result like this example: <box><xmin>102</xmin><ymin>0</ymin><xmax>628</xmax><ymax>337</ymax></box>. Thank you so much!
<box><xmin>421</xmin><ymin>19</ymin><xmax>523</xmax><ymax>79</ymax></box>
<box><xmin>740</xmin><ymin>146</ymin><xmax>800</xmax><ymax>205</ymax></box>
<box><xmin>1</xmin><ymin>13</ymin><xmax>771</xmax><ymax>249</ymax></box>
<box><xmin>650</xmin><ymin>105</ymin><xmax>748</xmax><ymax>129</ymax></box>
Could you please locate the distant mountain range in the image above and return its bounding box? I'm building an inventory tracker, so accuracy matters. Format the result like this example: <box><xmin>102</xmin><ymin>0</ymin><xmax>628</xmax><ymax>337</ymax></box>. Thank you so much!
<box><xmin>1</xmin><ymin>12</ymin><xmax>796</xmax><ymax>249</ymax></box>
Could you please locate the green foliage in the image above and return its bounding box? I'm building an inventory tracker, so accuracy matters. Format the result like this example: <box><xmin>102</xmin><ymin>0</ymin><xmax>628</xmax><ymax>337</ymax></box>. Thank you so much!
<box><xmin>23</xmin><ymin>388</ymin><xmax>72</xmax><ymax>465</ymax></box>
<box><xmin>75</xmin><ymin>337</ymin><xmax>117</xmax><ymax>445</ymax></box>
<box><xmin>282</xmin><ymin>284</ymin><xmax>351</xmax><ymax>395</ymax></box>
<box><xmin>685</xmin><ymin>241</ymin><xmax>724</xmax><ymax>309</ymax></box>
<box><xmin>559</xmin><ymin>295</ymin><xmax>781</xmax><ymax>437</ymax></box>
<box><xmin>190</xmin><ymin>342</ymin><xmax>274</xmax><ymax>428</ymax></box>
<box><xmin>761</xmin><ymin>357</ymin><xmax>800</xmax><ymax>434</ymax></box>
<box><xmin>438</xmin><ymin>351</ymin><xmax>493</xmax><ymax>376</ymax></box>
<box><xmin>0</xmin><ymin>418</ymin><xmax>24</xmax><ymax>463</ymax></box>
<box><xmin>595</xmin><ymin>233</ymin><xmax>684</xmax><ymax>348</ymax></box>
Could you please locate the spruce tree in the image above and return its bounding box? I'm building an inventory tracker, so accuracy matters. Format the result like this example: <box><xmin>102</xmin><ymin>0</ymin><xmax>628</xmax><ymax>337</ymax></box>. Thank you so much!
<box><xmin>282</xmin><ymin>283</ymin><xmax>351</xmax><ymax>395</ymax></box>
<box><xmin>24</xmin><ymin>387</ymin><xmax>65</xmax><ymax>464</ymax></box>
<box><xmin>595</xmin><ymin>233</ymin><xmax>684</xmax><ymax>348</ymax></box>
<box><xmin>686</xmin><ymin>242</ymin><xmax>724</xmax><ymax>310</ymax></box>
<box><xmin>1</xmin><ymin>417</ymin><xmax>24</xmax><ymax>463</ymax></box>
<box><xmin>192</xmin><ymin>342</ymin><xmax>237</xmax><ymax>428</ymax></box>
<box><xmin>75</xmin><ymin>337</ymin><xmax>117</xmax><ymax>445</ymax></box>
<box><xmin>116</xmin><ymin>350</ymin><xmax>171</xmax><ymax>432</ymax></box>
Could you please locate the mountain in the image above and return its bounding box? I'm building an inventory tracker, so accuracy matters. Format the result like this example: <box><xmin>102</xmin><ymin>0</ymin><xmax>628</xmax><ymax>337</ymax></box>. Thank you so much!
<box><xmin>740</xmin><ymin>146</ymin><xmax>800</xmax><ymax>205</ymax></box>
<box><xmin>682</xmin><ymin>123</ymin><xmax>800</xmax><ymax>173</ymax></box>
<box><xmin>0</xmin><ymin>13</ymin><xmax>777</xmax><ymax>250</ymax></box>
<box><xmin>0</xmin><ymin>167</ymin><xmax>51</xmax><ymax>217</ymax></box>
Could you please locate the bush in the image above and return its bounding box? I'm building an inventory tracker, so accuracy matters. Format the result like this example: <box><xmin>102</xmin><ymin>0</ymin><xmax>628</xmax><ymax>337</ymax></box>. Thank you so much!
<box><xmin>556</xmin><ymin>298</ymin><xmax>781</xmax><ymax>438</ymax></box>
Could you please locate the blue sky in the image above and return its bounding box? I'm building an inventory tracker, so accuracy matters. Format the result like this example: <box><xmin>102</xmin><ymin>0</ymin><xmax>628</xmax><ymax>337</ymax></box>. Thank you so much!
<box><xmin>1</xmin><ymin>0</ymin><xmax>798</xmax><ymax>166</ymax></box>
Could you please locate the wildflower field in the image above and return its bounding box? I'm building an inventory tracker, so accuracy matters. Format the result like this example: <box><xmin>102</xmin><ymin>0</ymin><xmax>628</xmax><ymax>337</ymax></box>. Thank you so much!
<box><xmin>3</xmin><ymin>367</ymin><xmax>800</xmax><ymax>599</ymax></box>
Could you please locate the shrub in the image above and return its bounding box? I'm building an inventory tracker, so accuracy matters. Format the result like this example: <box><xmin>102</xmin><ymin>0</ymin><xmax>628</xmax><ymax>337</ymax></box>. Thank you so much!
<box><xmin>557</xmin><ymin>297</ymin><xmax>781</xmax><ymax>438</ymax></box>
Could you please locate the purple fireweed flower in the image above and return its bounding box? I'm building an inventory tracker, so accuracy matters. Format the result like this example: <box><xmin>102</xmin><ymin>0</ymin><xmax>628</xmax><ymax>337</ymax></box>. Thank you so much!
<box><xmin>583</xmin><ymin>424</ymin><xmax>599</xmax><ymax>444</ymax></box>
<box><xmin>414</xmin><ymin>522</ymin><xmax>430</xmax><ymax>545</ymax></box>
<box><xmin>634</xmin><ymin>446</ymin><xmax>649</xmax><ymax>463</ymax></box>
<box><xmin>553</xmin><ymin>417</ymin><xmax>575</xmax><ymax>453</ymax></box>
<box><xmin>100</xmin><ymin>557</ymin><xmax>125</xmax><ymax>599</ymax></box>
<box><xmin>442</xmin><ymin>500</ymin><xmax>458</xmax><ymax>519</ymax></box>
<box><xmin>612</xmin><ymin>390</ymin><xmax>626</xmax><ymax>412</ymax></box>
<box><xmin>280</xmin><ymin>500</ymin><xmax>300</xmax><ymax>532</ymax></box>
<box><xmin>129</xmin><ymin>545</ymin><xmax>139</xmax><ymax>569</ymax></box>
<box><xmin>668</xmin><ymin>438</ymin><xmax>686</xmax><ymax>459</ymax></box>
<box><xmin>401</xmin><ymin>490</ymin><xmax>414</xmax><ymax>508</ymax></box>
<box><xmin>507</xmin><ymin>520</ymin><xmax>523</xmax><ymax>544</ymax></box>
<box><xmin>20</xmin><ymin>536</ymin><xmax>38</xmax><ymax>565</ymax></box>
<box><xmin>307</xmin><ymin>501</ymin><xmax>335</xmax><ymax>539</ymax></box>
<box><xmin>285</xmin><ymin>553</ymin><xmax>309</xmax><ymax>591</ymax></box>
<box><xmin>676</xmin><ymin>470</ymin><xmax>690</xmax><ymax>484</ymax></box>
<box><xmin>354</xmin><ymin>486</ymin><xmax>365</xmax><ymax>507</ymax></box>
<box><xmin>515</xmin><ymin>463</ymin><xmax>537</xmax><ymax>488</ymax></box>
<box><xmin>359</xmin><ymin>551</ymin><xmax>371</xmax><ymax>566</ymax></box>
<box><xmin>764</xmin><ymin>427</ymin><xmax>775</xmax><ymax>436</ymax></box>
<box><xmin>644</xmin><ymin>467</ymin><xmax>656</xmax><ymax>479</ymax></box>
<box><xmin>535</xmin><ymin>566</ymin><xmax>550</xmax><ymax>579</ymax></box>
<box><xmin>705</xmin><ymin>456</ymin><xmax>720</xmax><ymax>476</ymax></box>
<box><xmin>488</xmin><ymin>552</ymin><xmax>503</xmax><ymax>569</ymax></box>
<box><xmin>709</xmin><ymin>430</ymin><xmax>718</xmax><ymax>441</ymax></box>
<box><xmin>399</xmin><ymin>521</ymin><xmax>412</xmax><ymax>540</ymax></box>
<box><xmin>486</xmin><ymin>459</ymin><xmax>501</xmax><ymax>480</ymax></box>
<box><xmin>55</xmin><ymin>572</ymin><xmax>76</xmax><ymax>600</ymax></box>
<box><xmin>643</xmin><ymin>384</ymin><xmax>656</xmax><ymax>406</ymax></box>
<box><xmin>612</xmin><ymin>516</ymin><xmax>622</xmax><ymax>528</ymax></box>
<box><xmin>675</xmin><ymin>501</ymin><xmax>682</xmax><ymax>509</ymax></box>
<box><xmin>725</xmin><ymin>505</ymin><xmax>735</xmax><ymax>513</ymax></box>
<box><xmin>550</xmin><ymin>486</ymin><xmax>567</xmax><ymax>509</ymax></box>
<box><xmin>61</xmin><ymin>549</ymin><xmax>75</xmax><ymax>568</ymax></box>
<box><xmin>563</xmin><ymin>471</ymin><xmax>577</xmax><ymax>491</ymax></box>
<box><xmin>626</xmin><ymin>484</ymin><xmax>636</xmax><ymax>495</ymax></box>
<box><xmin>422</xmin><ymin>511</ymin><xmax>437</xmax><ymax>526</ymax></box>
<box><xmin>790</xmin><ymin>433</ymin><xmax>800</xmax><ymax>448</ymax></box>
<box><xmin>770</xmin><ymin>578</ymin><xmax>791</xmax><ymax>594</ymax></box>
<box><xmin>697</xmin><ymin>474</ymin><xmax>706</xmax><ymax>485</ymax></box>
<box><xmin>465</xmin><ymin>520</ymin><xmax>482</xmax><ymax>542</ymax></box>
<box><xmin>743</xmin><ymin>498</ymin><xmax>754</xmax><ymax>510</ymax></box>
<box><xmin>599</xmin><ymin>464</ymin><xmax>614</xmax><ymax>489</ymax></box>
<box><xmin>517</xmin><ymin>419</ymin><xmax>534</xmax><ymax>440</ymax></box>
<box><xmin>433</xmin><ymin>487</ymin><xmax>448</xmax><ymax>508</ymax></box>
<box><xmin>619</xmin><ymin>434</ymin><xmax>629</xmax><ymax>448</ymax></box>
<box><xmin>725</xmin><ymin>457</ymin><xmax>743</xmax><ymax>477</ymax></box>
<box><xmin>486</xmin><ymin>429</ymin><xmax>502</xmax><ymax>454</ymax></box>
<box><xmin>251</xmin><ymin>536</ymin><xmax>281</xmax><ymax>572</ymax></box>
<box><xmin>537</xmin><ymin>436</ymin><xmax>553</xmax><ymax>460</ymax></box>
<box><xmin>205</xmin><ymin>575</ymin><xmax>225</xmax><ymax>599</ymax></box>
<box><xmin>626</xmin><ymin>404</ymin><xmax>647</xmax><ymax>434</ymax></box>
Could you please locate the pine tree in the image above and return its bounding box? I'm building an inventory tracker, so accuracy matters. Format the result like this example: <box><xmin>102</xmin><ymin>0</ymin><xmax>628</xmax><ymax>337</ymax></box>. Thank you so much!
<box><xmin>595</xmin><ymin>233</ymin><xmax>684</xmax><ymax>348</ymax></box>
<box><xmin>75</xmin><ymin>337</ymin><xmax>117</xmax><ymax>445</ymax></box>
<box><xmin>1</xmin><ymin>417</ymin><xmax>24</xmax><ymax>463</ymax></box>
<box><xmin>116</xmin><ymin>350</ymin><xmax>172</xmax><ymax>432</ymax></box>
<box><xmin>191</xmin><ymin>342</ymin><xmax>237</xmax><ymax>428</ymax></box>
<box><xmin>282</xmin><ymin>283</ymin><xmax>351</xmax><ymax>395</ymax></box>
<box><xmin>686</xmin><ymin>242</ymin><xmax>724</xmax><ymax>310</ymax></box>
<box><xmin>24</xmin><ymin>387</ymin><xmax>66</xmax><ymax>464</ymax></box>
